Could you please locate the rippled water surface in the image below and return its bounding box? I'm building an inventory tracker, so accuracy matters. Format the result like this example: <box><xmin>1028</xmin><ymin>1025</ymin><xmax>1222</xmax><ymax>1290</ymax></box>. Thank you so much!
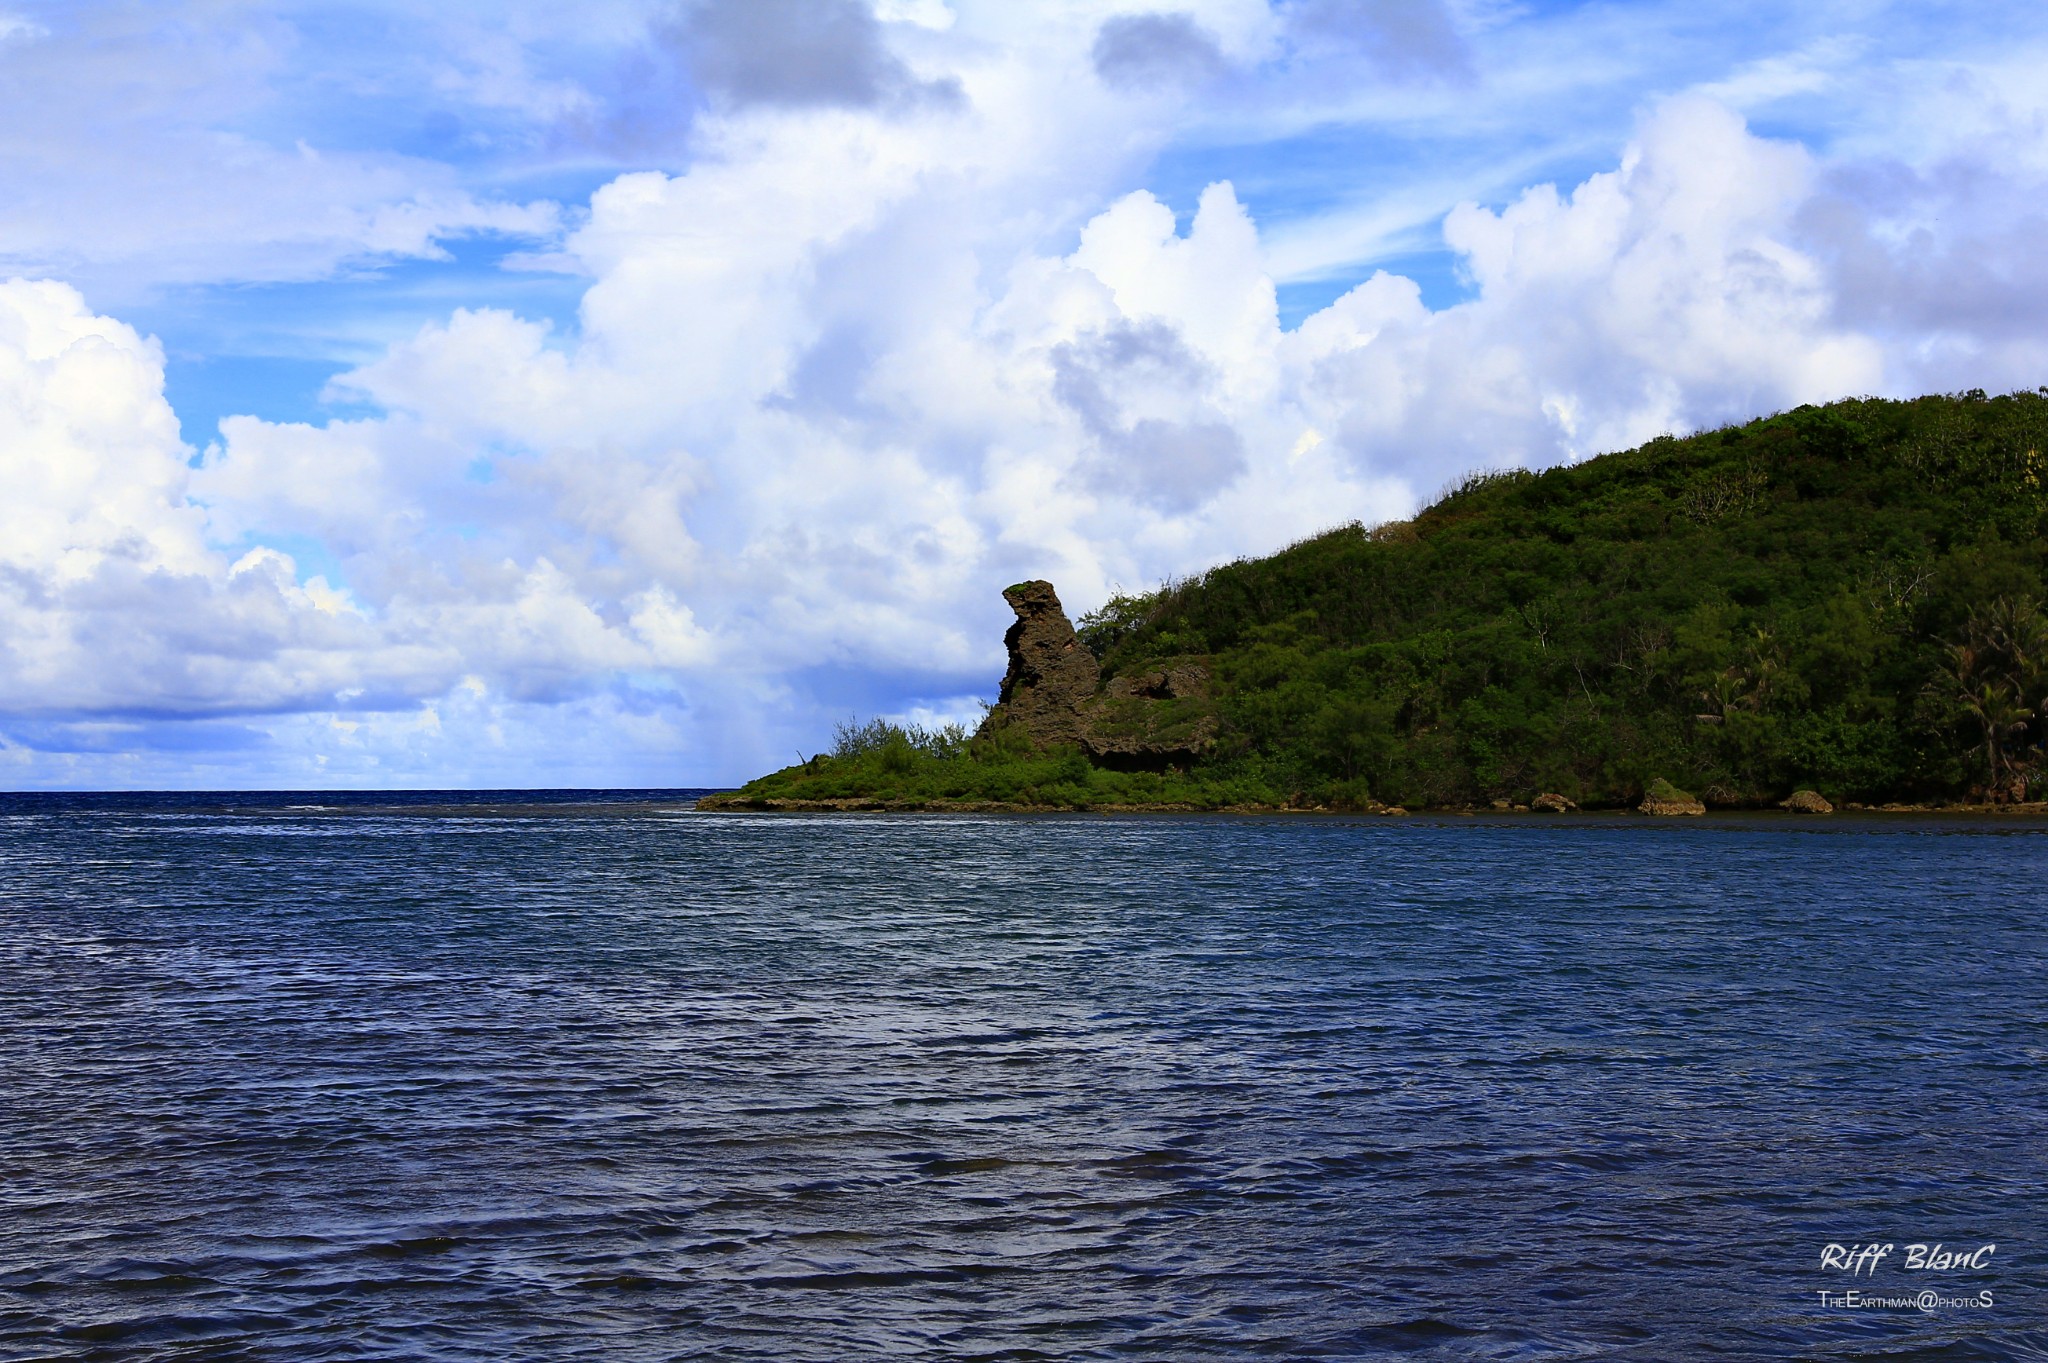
<box><xmin>2</xmin><ymin>792</ymin><xmax>2044</xmax><ymax>1361</ymax></box>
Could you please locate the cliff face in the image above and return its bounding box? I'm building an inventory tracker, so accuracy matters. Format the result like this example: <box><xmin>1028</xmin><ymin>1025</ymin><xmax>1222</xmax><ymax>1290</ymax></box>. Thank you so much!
<box><xmin>983</xmin><ymin>580</ymin><xmax>1217</xmax><ymax>767</ymax></box>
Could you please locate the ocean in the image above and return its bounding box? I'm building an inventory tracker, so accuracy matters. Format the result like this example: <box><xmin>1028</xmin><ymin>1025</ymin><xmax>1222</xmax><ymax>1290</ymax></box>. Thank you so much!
<box><xmin>2</xmin><ymin>793</ymin><xmax>2042</xmax><ymax>1360</ymax></box>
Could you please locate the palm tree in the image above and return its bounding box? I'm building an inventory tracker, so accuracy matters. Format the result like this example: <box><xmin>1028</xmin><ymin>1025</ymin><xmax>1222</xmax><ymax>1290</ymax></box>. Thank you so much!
<box><xmin>1736</xmin><ymin>627</ymin><xmax>1782</xmax><ymax>711</ymax></box>
<box><xmin>1956</xmin><ymin>678</ymin><xmax>2031</xmax><ymax>794</ymax></box>
<box><xmin>1967</xmin><ymin>599</ymin><xmax>2048</xmax><ymax>791</ymax></box>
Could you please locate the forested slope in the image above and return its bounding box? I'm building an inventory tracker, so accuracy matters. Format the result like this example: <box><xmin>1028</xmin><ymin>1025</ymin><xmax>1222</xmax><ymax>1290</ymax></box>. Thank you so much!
<box><xmin>711</xmin><ymin>390</ymin><xmax>2048</xmax><ymax>810</ymax></box>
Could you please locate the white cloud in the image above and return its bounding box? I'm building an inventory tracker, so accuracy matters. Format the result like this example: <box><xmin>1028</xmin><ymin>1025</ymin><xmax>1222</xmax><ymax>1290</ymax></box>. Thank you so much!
<box><xmin>171</xmin><ymin>93</ymin><xmax>1879</xmax><ymax>768</ymax></box>
<box><xmin>0</xmin><ymin>279</ymin><xmax>204</xmax><ymax>578</ymax></box>
<box><xmin>0</xmin><ymin>279</ymin><xmax>728</xmax><ymax>769</ymax></box>
<box><xmin>1285</xmin><ymin>96</ymin><xmax>1883</xmax><ymax>473</ymax></box>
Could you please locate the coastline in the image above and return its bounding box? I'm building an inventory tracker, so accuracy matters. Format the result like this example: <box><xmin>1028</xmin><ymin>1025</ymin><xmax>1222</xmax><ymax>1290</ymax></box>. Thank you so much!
<box><xmin>695</xmin><ymin>793</ymin><xmax>2048</xmax><ymax>817</ymax></box>
<box><xmin>712</xmin><ymin>398</ymin><xmax>2048</xmax><ymax>825</ymax></box>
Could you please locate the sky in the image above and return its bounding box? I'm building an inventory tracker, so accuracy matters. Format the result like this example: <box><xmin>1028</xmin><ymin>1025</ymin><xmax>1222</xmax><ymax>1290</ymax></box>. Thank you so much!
<box><xmin>2</xmin><ymin>0</ymin><xmax>2047</xmax><ymax>789</ymax></box>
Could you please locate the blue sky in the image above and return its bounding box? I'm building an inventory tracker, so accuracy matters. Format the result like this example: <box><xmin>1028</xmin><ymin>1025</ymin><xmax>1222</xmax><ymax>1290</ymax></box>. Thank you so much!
<box><xmin>1</xmin><ymin>0</ymin><xmax>2045</xmax><ymax>788</ymax></box>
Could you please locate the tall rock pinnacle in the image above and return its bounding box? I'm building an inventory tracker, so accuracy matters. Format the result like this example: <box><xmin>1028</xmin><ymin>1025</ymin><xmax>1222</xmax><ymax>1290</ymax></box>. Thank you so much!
<box><xmin>989</xmin><ymin>580</ymin><xmax>1100</xmax><ymax>747</ymax></box>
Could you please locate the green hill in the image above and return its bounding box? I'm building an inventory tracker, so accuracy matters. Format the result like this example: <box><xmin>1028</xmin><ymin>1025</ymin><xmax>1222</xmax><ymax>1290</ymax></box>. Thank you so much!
<box><xmin>707</xmin><ymin>389</ymin><xmax>2048</xmax><ymax>811</ymax></box>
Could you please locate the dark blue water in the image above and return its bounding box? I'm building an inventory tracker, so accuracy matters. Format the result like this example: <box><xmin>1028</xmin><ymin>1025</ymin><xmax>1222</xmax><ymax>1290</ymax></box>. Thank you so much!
<box><xmin>2</xmin><ymin>795</ymin><xmax>2043</xmax><ymax>1361</ymax></box>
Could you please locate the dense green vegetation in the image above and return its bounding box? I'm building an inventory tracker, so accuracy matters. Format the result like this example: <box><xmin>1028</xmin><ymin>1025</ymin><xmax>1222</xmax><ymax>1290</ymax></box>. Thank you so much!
<box><xmin>736</xmin><ymin>716</ymin><xmax>1284</xmax><ymax>808</ymax></box>
<box><xmin>718</xmin><ymin>390</ymin><xmax>2048</xmax><ymax>810</ymax></box>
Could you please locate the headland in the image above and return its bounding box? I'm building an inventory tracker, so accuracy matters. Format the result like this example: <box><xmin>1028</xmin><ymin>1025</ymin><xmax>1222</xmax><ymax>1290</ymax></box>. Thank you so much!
<box><xmin>704</xmin><ymin>390</ymin><xmax>2048</xmax><ymax>816</ymax></box>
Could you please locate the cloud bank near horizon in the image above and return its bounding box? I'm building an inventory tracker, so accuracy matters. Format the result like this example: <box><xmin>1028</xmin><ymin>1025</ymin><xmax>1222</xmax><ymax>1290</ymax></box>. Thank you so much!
<box><xmin>2</xmin><ymin>1</ymin><xmax>2047</xmax><ymax>787</ymax></box>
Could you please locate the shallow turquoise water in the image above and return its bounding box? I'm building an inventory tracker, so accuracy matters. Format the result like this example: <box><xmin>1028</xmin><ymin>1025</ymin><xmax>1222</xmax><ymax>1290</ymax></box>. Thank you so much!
<box><xmin>1</xmin><ymin>794</ymin><xmax>2043</xmax><ymax>1360</ymax></box>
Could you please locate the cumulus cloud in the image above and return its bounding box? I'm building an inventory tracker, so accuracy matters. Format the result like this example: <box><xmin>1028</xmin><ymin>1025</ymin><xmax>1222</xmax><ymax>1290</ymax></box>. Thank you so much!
<box><xmin>1791</xmin><ymin>60</ymin><xmax>2048</xmax><ymax>394</ymax></box>
<box><xmin>161</xmin><ymin>96</ymin><xmax>1884</xmax><ymax>766</ymax></box>
<box><xmin>1286</xmin><ymin>96</ymin><xmax>1884</xmax><ymax>473</ymax></box>
<box><xmin>0</xmin><ymin>280</ymin><xmax>202</xmax><ymax>578</ymax></box>
<box><xmin>0</xmin><ymin>279</ymin><xmax>391</xmax><ymax>721</ymax></box>
<box><xmin>0</xmin><ymin>280</ymin><xmax>720</xmax><ymax>772</ymax></box>
<box><xmin>1052</xmin><ymin>321</ymin><xmax>1247</xmax><ymax>511</ymax></box>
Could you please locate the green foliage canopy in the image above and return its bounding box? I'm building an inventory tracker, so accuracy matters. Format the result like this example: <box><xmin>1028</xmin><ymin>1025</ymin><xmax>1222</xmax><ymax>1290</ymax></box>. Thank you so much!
<box><xmin>724</xmin><ymin>390</ymin><xmax>2048</xmax><ymax>810</ymax></box>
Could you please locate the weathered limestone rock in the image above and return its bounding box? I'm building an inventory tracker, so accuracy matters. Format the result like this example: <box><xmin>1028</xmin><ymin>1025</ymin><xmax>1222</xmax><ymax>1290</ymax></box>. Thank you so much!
<box><xmin>1780</xmin><ymin>789</ymin><xmax>1834</xmax><ymax>814</ymax></box>
<box><xmin>989</xmin><ymin>580</ymin><xmax>1100</xmax><ymax>748</ymax></box>
<box><xmin>1531</xmin><ymin>792</ymin><xmax>1577</xmax><ymax>812</ymax></box>
<box><xmin>1103</xmin><ymin>665</ymin><xmax>1209</xmax><ymax>702</ymax></box>
<box><xmin>979</xmin><ymin>580</ymin><xmax>1219</xmax><ymax>765</ymax></box>
<box><xmin>1638</xmin><ymin>778</ymin><xmax>1706</xmax><ymax>816</ymax></box>
<box><xmin>1081</xmin><ymin>700</ymin><xmax>1220</xmax><ymax>765</ymax></box>
<box><xmin>1085</xmin><ymin>662</ymin><xmax>1219</xmax><ymax>765</ymax></box>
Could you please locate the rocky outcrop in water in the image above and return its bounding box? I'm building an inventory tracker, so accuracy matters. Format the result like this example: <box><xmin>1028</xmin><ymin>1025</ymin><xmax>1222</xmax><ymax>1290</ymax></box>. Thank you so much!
<box><xmin>1780</xmin><ymin>789</ymin><xmax>1834</xmax><ymax>813</ymax></box>
<box><xmin>1531</xmin><ymin>793</ymin><xmax>1577</xmax><ymax>812</ymax></box>
<box><xmin>981</xmin><ymin>580</ymin><xmax>1219</xmax><ymax>767</ymax></box>
<box><xmin>1638</xmin><ymin>778</ymin><xmax>1706</xmax><ymax>816</ymax></box>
